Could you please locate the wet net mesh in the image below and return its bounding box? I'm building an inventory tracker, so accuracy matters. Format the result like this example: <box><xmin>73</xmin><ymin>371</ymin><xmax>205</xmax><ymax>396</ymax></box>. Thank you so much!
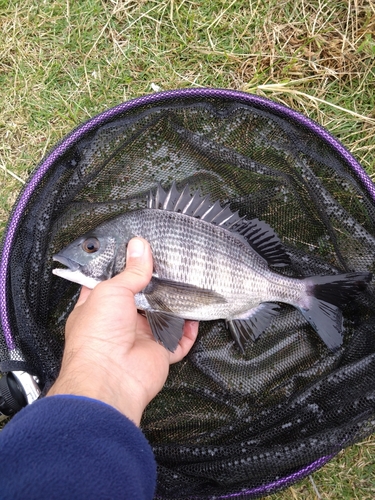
<box><xmin>1</xmin><ymin>91</ymin><xmax>375</xmax><ymax>499</ymax></box>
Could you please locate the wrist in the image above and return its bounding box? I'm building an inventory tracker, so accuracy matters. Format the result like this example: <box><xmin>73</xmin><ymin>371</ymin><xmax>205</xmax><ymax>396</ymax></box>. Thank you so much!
<box><xmin>47</xmin><ymin>363</ymin><xmax>146</xmax><ymax>426</ymax></box>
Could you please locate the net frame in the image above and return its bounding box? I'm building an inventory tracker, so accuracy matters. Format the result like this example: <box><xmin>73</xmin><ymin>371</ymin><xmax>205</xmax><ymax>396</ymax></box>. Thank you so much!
<box><xmin>0</xmin><ymin>88</ymin><xmax>374</xmax><ymax>498</ymax></box>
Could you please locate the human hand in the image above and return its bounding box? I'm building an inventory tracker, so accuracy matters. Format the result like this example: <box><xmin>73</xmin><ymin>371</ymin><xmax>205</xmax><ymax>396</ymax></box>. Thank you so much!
<box><xmin>47</xmin><ymin>237</ymin><xmax>199</xmax><ymax>425</ymax></box>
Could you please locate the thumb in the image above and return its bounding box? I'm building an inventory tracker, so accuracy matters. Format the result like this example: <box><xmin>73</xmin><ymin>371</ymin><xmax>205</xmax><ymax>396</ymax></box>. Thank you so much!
<box><xmin>111</xmin><ymin>237</ymin><xmax>153</xmax><ymax>295</ymax></box>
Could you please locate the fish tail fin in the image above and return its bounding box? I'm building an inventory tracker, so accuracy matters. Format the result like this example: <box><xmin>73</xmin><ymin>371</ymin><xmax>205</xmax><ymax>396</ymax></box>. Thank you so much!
<box><xmin>298</xmin><ymin>272</ymin><xmax>372</xmax><ymax>351</ymax></box>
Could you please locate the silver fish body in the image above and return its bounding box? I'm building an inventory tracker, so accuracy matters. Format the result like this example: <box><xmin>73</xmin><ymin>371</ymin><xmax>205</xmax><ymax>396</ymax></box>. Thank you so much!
<box><xmin>53</xmin><ymin>183</ymin><xmax>372</xmax><ymax>352</ymax></box>
<box><xmin>129</xmin><ymin>209</ymin><xmax>301</xmax><ymax>317</ymax></box>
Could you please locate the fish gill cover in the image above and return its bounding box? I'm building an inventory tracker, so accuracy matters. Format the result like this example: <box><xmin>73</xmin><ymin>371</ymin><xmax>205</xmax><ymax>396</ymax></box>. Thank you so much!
<box><xmin>0</xmin><ymin>90</ymin><xmax>375</xmax><ymax>499</ymax></box>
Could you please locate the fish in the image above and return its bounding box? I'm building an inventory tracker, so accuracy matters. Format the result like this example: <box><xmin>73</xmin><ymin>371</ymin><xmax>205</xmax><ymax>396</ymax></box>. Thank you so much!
<box><xmin>52</xmin><ymin>182</ymin><xmax>372</xmax><ymax>353</ymax></box>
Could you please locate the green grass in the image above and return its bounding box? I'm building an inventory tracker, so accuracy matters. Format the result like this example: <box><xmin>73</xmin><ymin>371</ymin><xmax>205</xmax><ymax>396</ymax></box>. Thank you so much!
<box><xmin>0</xmin><ymin>0</ymin><xmax>374</xmax><ymax>497</ymax></box>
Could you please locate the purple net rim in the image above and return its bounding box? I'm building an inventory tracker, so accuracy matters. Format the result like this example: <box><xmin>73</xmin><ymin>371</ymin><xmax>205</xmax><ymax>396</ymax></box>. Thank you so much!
<box><xmin>156</xmin><ymin>453</ymin><xmax>334</xmax><ymax>499</ymax></box>
<box><xmin>1</xmin><ymin>87</ymin><xmax>375</xmax><ymax>348</ymax></box>
<box><xmin>218</xmin><ymin>454</ymin><xmax>334</xmax><ymax>498</ymax></box>
<box><xmin>0</xmin><ymin>87</ymin><xmax>372</xmax><ymax>495</ymax></box>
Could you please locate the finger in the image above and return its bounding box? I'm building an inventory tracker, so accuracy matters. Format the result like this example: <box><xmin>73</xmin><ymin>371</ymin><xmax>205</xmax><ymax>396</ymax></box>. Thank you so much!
<box><xmin>111</xmin><ymin>237</ymin><xmax>153</xmax><ymax>295</ymax></box>
<box><xmin>169</xmin><ymin>321</ymin><xmax>199</xmax><ymax>364</ymax></box>
<box><xmin>75</xmin><ymin>286</ymin><xmax>92</xmax><ymax>307</ymax></box>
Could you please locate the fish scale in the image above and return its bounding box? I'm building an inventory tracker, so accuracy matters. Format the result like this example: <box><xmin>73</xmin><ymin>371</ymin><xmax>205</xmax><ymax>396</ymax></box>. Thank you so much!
<box><xmin>52</xmin><ymin>182</ymin><xmax>372</xmax><ymax>353</ymax></box>
<box><xmin>135</xmin><ymin>210</ymin><xmax>263</xmax><ymax>310</ymax></box>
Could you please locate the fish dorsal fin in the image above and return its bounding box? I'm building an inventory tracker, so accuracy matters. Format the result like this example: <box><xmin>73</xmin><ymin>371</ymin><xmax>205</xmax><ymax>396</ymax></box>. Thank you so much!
<box><xmin>148</xmin><ymin>182</ymin><xmax>243</xmax><ymax>226</ymax></box>
<box><xmin>148</xmin><ymin>183</ymin><xmax>290</xmax><ymax>267</ymax></box>
<box><xmin>233</xmin><ymin>218</ymin><xmax>291</xmax><ymax>267</ymax></box>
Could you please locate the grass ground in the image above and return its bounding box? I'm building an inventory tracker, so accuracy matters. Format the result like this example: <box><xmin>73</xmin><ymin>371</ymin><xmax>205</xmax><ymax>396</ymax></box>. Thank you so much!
<box><xmin>0</xmin><ymin>0</ymin><xmax>374</xmax><ymax>497</ymax></box>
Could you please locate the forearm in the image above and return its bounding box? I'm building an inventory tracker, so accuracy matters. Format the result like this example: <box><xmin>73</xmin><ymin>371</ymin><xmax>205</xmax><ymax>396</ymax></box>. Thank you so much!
<box><xmin>0</xmin><ymin>396</ymin><xmax>156</xmax><ymax>500</ymax></box>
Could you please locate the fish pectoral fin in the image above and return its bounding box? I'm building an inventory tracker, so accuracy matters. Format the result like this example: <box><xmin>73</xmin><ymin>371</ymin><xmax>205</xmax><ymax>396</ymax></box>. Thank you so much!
<box><xmin>145</xmin><ymin>277</ymin><xmax>227</xmax><ymax>306</ymax></box>
<box><xmin>227</xmin><ymin>302</ymin><xmax>280</xmax><ymax>352</ymax></box>
<box><xmin>145</xmin><ymin>310</ymin><xmax>185</xmax><ymax>353</ymax></box>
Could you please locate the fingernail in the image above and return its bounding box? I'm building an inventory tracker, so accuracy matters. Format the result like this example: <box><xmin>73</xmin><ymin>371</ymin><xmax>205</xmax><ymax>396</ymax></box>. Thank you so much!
<box><xmin>127</xmin><ymin>237</ymin><xmax>145</xmax><ymax>258</ymax></box>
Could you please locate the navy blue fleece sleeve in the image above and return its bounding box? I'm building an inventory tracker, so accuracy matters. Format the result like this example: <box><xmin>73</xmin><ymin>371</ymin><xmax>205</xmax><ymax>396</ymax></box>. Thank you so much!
<box><xmin>0</xmin><ymin>395</ymin><xmax>157</xmax><ymax>500</ymax></box>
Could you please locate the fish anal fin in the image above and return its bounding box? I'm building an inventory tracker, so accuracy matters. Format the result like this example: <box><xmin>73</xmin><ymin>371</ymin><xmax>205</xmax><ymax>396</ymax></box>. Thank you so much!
<box><xmin>145</xmin><ymin>310</ymin><xmax>185</xmax><ymax>352</ymax></box>
<box><xmin>227</xmin><ymin>302</ymin><xmax>280</xmax><ymax>351</ymax></box>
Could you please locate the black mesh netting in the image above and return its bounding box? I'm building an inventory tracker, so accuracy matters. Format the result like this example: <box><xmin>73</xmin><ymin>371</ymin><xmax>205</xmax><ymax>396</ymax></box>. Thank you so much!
<box><xmin>1</xmin><ymin>90</ymin><xmax>374</xmax><ymax>499</ymax></box>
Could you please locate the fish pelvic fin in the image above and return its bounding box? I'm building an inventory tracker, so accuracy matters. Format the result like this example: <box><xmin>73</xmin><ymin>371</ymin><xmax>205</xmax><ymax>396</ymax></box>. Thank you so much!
<box><xmin>299</xmin><ymin>271</ymin><xmax>372</xmax><ymax>351</ymax></box>
<box><xmin>148</xmin><ymin>182</ymin><xmax>290</xmax><ymax>267</ymax></box>
<box><xmin>145</xmin><ymin>310</ymin><xmax>185</xmax><ymax>352</ymax></box>
<box><xmin>227</xmin><ymin>302</ymin><xmax>280</xmax><ymax>352</ymax></box>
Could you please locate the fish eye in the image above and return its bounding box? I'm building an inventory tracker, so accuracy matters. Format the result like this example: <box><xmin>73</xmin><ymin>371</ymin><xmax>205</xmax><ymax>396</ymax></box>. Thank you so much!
<box><xmin>82</xmin><ymin>237</ymin><xmax>100</xmax><ymax>253</ymax></box>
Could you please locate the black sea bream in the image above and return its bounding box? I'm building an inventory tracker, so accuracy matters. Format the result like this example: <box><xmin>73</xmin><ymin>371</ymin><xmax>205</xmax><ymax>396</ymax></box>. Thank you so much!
<box><xmin>52</xmin><ymin>183</ymin><xmax>371</xmax><ymax>352</ymax></box>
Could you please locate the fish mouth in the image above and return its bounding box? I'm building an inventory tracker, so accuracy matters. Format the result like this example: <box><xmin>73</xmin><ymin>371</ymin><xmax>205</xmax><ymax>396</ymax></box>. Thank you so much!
<box><xmin>52</xmin><ymin>254</ymin><xmax>81</xmax><ymax>272</ymax></box>
<box><xmin>52</xmin><ymin>255</ymin><xmax>100</xmax><ymax>289</ymax></box>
